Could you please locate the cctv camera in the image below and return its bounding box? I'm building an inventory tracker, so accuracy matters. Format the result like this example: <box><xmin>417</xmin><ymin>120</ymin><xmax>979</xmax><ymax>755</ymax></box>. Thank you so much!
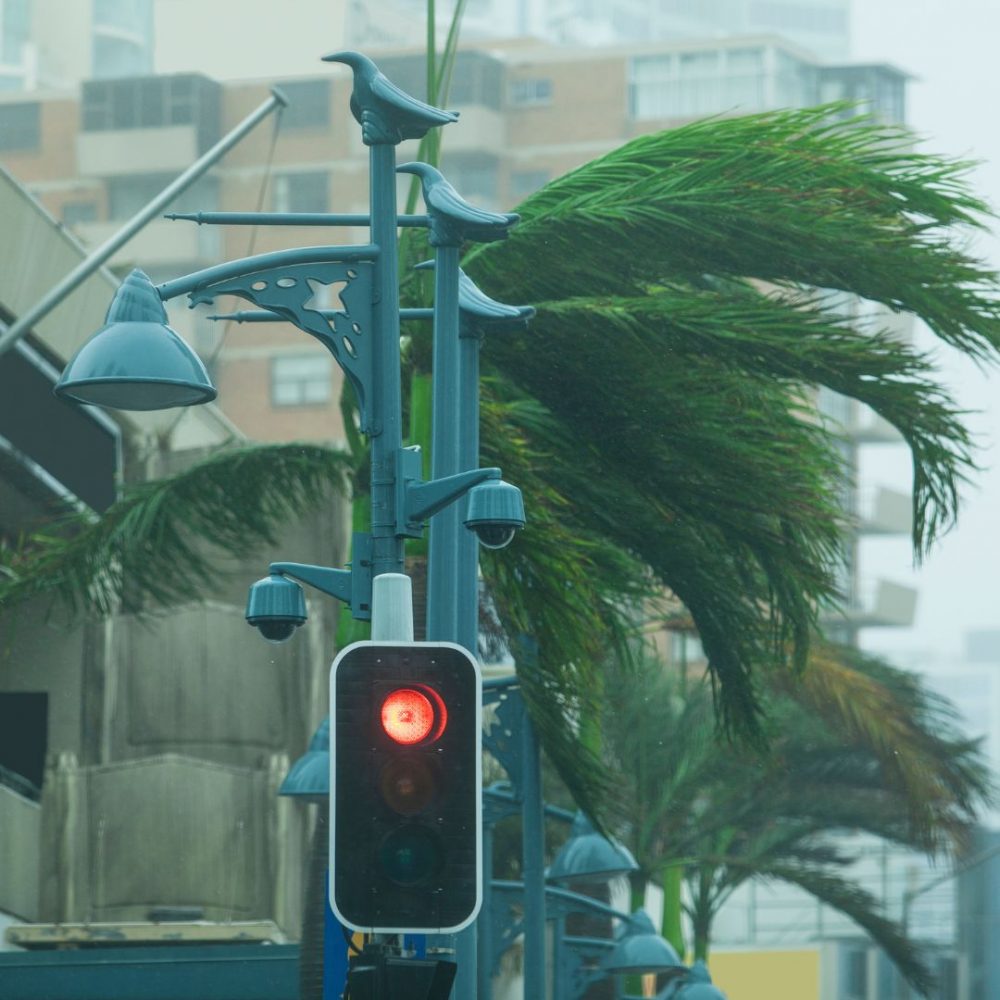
<box><xmin>245</xmin><ymin>573</ymin><xmax>307</xmax><ymax>644</ymax></box>
<box><xmin>464</xmin><ymin>480</ymin><xmax>525</xmax><ymax>550</ymax></box>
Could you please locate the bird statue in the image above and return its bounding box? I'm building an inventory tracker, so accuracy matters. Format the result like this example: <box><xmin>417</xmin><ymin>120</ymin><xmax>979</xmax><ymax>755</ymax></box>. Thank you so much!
<box><xmin>322</xmin><ymin>50</ymin><xmax>458</xmax><ymax>145</ymax></box>
<box><xmin>415</xmin><ymin>261</ymin><xmax>535</xmax><ymax>328</ymax></box>
<box><xmin>397</xmin><ymin>162</ymin><xmax>519</xmax><ymax>246</ymax></box>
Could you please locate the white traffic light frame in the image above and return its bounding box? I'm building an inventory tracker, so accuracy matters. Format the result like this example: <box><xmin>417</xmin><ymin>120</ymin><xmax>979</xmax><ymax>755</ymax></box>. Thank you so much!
<box><xmin>329</xmin><ymin>639</ymin><xmax>483</xmax><ymax>934</ymax></box>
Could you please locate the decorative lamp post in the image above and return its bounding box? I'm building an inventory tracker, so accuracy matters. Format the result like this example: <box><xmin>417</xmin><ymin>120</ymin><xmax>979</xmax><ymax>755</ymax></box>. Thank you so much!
<box><xmin>54</xmin><ymin>51</ymin><xmax>529</xmax><ymax>1000</ymax></box>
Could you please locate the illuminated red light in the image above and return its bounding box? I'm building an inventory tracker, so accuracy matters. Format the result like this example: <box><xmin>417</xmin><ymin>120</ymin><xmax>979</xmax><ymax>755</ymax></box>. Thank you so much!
<box><xmin>381</xmin><ymin>687</ymin><xmax>447</xmax><ymax>745</ymax></box>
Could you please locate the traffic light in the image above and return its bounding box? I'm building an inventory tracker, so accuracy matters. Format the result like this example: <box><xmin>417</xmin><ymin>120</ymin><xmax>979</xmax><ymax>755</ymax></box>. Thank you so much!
<box><xmin>330</xmin><ymin>641</ymin><xmax>482</xmax><ymax>933</ymax></box>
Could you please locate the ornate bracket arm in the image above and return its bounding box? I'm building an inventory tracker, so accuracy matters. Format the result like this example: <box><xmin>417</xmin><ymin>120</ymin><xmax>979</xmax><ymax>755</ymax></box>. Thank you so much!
<box><xmin>173</xmin><ymin>254</ymin><xmax>378</xmax><ymax>433</ymax></box>
<box><xmin>393</xmin><ymin>446</ymin><xmax>501</xmax><ymax>537</ymax></box>
<box><xmin>270</xmin><ymin>532</ymin><xmax>374</xmax><ymax>621</ymax></box>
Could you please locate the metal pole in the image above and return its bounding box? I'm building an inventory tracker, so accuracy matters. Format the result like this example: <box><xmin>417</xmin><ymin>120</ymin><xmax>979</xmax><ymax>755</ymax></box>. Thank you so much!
<box><xmin>522</xmin><ymin>697</ymin><xmax>547</xmax><ymax>1000</ymax></box>
<box><xmin>456</xmin><ymin>322</ymin><xmax>481</xmax><ymax>652</ymax></box>
<box><xmin>0</xmin><ymin>88</ymin><xmax>287</xmax><ymax>356</ymax></box>
<box><xmin>426</xmin><ymin>243</ymin><xmax>462</xmax><ymax>642</ymax></box>
<box><xmin>425</xmin><ymin>240</ymin><xmax>476</xmax><ymax>1000</ymax></box>
<box><xmin>368</xmin><ymin>142</ymin><xmax>406</xmax><ymax>579</ymax></box>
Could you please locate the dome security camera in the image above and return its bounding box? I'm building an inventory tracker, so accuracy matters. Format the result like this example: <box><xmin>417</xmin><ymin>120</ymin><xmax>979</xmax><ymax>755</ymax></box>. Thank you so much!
<box><xmin>464</xmin><ymin>480</ymin><xmax>525</xmax><ymax>550</ymax></box>
<box><xmin>245</xmin><ymin>573</ymin><xmax>307</xmax><ymax>644</ymax></box>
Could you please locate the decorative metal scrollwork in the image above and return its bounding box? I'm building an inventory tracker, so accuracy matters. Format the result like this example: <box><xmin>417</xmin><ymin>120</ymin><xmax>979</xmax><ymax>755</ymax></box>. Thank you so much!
<box><xmin>187</xmin><ymin>259</ymin><xmax>377</xmax><ymax>431</ymax></box>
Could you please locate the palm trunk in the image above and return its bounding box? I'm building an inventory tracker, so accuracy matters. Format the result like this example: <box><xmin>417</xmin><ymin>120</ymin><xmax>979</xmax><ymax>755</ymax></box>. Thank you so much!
<box><xmin>660</xmin><ymin>865</ymin><xmax>685</xmax><ymax>956</ymax></box>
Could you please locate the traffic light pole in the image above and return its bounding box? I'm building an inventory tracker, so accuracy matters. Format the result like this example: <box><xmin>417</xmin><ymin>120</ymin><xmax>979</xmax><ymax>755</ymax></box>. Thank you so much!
<box><xmin>54</xmin><ymin>52</ymin><xmax>530</xmax><ymax>1000</ymax></box>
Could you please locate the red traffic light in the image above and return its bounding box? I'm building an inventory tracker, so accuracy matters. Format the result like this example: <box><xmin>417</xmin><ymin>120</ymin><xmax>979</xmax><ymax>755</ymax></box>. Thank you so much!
<box><xmin>331</xmin><ymin>641</ymin><xmax>482</xmax><ymax>933</ymax></box>
<box><xmin>381</xmin><ymin>686</ymin><xmax>447</xmax><ymax>745</ymax></box>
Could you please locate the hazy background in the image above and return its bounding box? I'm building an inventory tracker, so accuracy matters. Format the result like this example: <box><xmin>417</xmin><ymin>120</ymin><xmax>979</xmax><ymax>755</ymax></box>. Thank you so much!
<box><xmin>851</xmin><ymin>0</ymin><xmax>1000</xmax><ymax>663</ymax></box>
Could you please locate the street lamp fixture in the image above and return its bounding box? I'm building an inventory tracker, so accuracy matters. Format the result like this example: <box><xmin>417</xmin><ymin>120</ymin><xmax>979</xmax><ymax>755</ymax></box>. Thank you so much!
<box><xmin>55</xmin><ymin>268</ymin><xmax>215</xmax><ymax>410</ymax></box>
<box><xmin>548</xmin><ymin>811</ymin><xmax>639</xmax><ymax>884</ymax></box>
<box><xmin>279</xmin><ymin>718</ymin><xmax>330</xmax><ymax>801</ymax></box>
<box><xmin>601</xmin><ymin>909</ymin><xmax>683</xmax><ymax>975</ymax></box>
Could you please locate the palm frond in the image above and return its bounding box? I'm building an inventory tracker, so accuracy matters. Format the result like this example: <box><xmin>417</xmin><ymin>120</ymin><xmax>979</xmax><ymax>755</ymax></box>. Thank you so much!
<box><xmin>0</xmin><ymin>443</ymin><xmax>352</xmax><ymax>618</ymax></box>
<box><xmin>535</xmin><ymin>287</ymin><xmax>974</xmax><ymax>553</ymax></box>
<box><xmin>739</xmin><ymin>860</ymin><xmax>935</xmax><ymax>996</ymax></box>
<box><xmin>469</xmin><ymin>107</ymin><xmax>1000</xmax><ymax>362</ymax></box>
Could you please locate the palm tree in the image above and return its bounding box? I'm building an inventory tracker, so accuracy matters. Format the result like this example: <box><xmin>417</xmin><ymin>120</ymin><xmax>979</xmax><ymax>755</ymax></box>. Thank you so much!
<box><xmin>602</xmin><ymin>643</ymin><xmax>991</xmax><ymax>994</ymax></box>
<box><xmin>3</xmin><ymin>104</ymin><xmax>999</xmax><ymax>818</ymax></box>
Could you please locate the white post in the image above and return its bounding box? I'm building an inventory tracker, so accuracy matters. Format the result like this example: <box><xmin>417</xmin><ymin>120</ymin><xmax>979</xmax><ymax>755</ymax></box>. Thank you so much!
<box><xmin>369</xmin><ymin>573</ymin><xmax>414</xmax><ymax>643</ymax></box>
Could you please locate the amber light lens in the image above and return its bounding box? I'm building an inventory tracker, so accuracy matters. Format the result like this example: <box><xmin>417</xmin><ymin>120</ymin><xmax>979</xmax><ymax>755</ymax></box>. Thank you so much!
<box><xmin>381</xmin><ymin>686</ymin><xmax>447</xmax><ymax>745</ymax></box>
<box><xmin>379</xmin><ymin>756</ymin><xmax>436</xmax><ymax>815</ymax></box>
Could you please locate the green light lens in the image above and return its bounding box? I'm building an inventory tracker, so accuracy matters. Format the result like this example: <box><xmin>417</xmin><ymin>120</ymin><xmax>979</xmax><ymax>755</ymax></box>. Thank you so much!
<box><xmin>379</xmin><ymin>825</ymin><xmax>444</xmax><ymax>885</ymax></box>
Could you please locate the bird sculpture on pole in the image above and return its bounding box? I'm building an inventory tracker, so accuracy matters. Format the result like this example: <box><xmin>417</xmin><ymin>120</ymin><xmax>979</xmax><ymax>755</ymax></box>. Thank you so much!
<box><xmin>323</xmin><ymin>50</ymin><xmax>459</xmax><ymax>145</ymax></box>
<box><xmin>397</xmin><ymin>162</ymin><xmax>519</xmax><ymax>245</ymax></box>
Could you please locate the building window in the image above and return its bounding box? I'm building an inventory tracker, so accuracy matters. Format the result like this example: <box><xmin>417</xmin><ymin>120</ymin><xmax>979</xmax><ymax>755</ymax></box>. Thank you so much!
<box><xmin>508</xmin><ymin>77</ymin><xmax>552</xmax><ymax>106</ymax></box>
<box><xmin>276</xmin><ymin>79</ymin><xmax>331</xmax><ymax>128</ymax></box>
<box><xmin>62</xmin><ymin>200</ymin><xmax>99</xmax><ymax>226</ymax></box>
<box><xmin>0</xmin><ymin>100</ymin><xmax>39</xmax><ymax>151</ymax></box>
<box><xmin>92</xmin><ymin>0</ymin><xmax>153</xmax><ymax>79</ymax></box>
<box><xmin>271</xmin><ymin>354</ymin><xmax>333</xmax><ymax>407</ymax></box>
<box><xmin>0</xmin><ymin>692</ymin><xmax>47</xmax><ymax>797</ymax></box>
<box><xmin>1</xmin><ymin>0</ymin><xmax>29</xmax><ymax>65</ymax></box>
<box><xmin>440</xmin><ymin>154</ymin><xmax>498</xmax><ymax>205</ymax></box>
<box><xmin>844</xmin><ymin>948</ymin><xmax>868</xmax><ymax>1000</ymax></box>
<box><xmin>272</xmin><ymin>171</ymin><xmax>329</xmax><ymax>213</ymax></box>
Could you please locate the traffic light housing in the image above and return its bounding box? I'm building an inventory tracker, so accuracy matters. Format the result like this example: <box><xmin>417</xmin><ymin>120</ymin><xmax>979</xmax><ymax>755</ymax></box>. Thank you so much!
<box><xmin>330</xmin><ymin>641</ymin><xmax>482</xmax><ymax>933</ymax></box>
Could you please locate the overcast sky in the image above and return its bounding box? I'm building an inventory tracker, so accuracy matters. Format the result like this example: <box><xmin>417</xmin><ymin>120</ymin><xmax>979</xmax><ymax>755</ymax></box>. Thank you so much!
<box><xmin>848</xmin><ymin>1</ymin><xmax>1000</xmax><ymax>664</ymax></box>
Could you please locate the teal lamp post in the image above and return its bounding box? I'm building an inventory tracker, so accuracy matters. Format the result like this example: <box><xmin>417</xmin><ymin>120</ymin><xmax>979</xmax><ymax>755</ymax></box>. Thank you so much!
<box><xmin>54</xmin><ymin>50</ymin><xmax>529</xmax><ymax>1000</ymax></box>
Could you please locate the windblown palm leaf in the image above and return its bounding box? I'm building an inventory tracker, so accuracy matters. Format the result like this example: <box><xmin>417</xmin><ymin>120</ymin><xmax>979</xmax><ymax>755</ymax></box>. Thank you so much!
<box><xmin>459</xmin><ymin>106</ymin><xmax>1000</xmax><ymax>752</ymax></box>
<box><xmin>0</xmin><ymin>444</ymin><xmax>352</xmax><ymax>617</ymax></box>
<box><xmin>4</xmin><ymin>106</ymin><xmax>1000</xmax><ymax>819</ymax></box>
<box><xmin>602</xmin><ymin>644</ymin><xmax>991</xmax><ymax>995</ymax></box>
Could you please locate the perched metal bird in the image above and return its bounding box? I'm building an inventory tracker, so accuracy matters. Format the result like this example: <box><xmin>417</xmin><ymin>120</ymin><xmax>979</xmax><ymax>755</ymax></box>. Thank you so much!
<box><xmin>415</xmin><ymin>261</ymin><xmax>535</xmax><ymax>329</ymax></box>
<box><xmin>322</xmin><ymin>50</ymin><xmax>458</xmax><ymax>145</ymax></box>
<box><xmin>397</xmin><ymin>162</ymin><xmax>519</xmax><ymax>245</ymax></box>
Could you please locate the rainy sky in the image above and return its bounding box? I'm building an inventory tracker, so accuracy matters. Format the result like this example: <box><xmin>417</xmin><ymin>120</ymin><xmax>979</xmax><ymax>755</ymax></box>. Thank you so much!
<box><xmin>850</xmin><ymin>1</ymin><xmax>1000</xmax><ymax>665</ymax></box>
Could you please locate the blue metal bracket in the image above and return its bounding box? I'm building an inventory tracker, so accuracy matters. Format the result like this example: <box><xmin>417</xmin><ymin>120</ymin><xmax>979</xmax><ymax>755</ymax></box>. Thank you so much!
<box><xmin>270</xmin><ymin>532</ymin><xmax>373</xmax><ymax>621</ymax></box>
<box><xmin>394</xmin><ymin>447</ymin><xmax>501</xmax><ymax>537</ymax></box>
<box><xmin>184</xmin><ymin>259</ymin><xmax>378</xmax><ymax>434</ymax></box>
<box><xmin>483</xmin><ymin>783</ymin><xmax>523</xmax><ymax>828</ymax></box>
<box><xmin>482</xmin><ymin>682</ymin><xmax>525</xmax><ymax>792</ymax></box>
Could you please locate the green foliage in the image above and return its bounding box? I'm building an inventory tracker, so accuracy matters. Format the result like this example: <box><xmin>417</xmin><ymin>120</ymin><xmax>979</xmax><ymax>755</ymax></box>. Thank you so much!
<box><xmin>3</xmin><ymin>103</ymin><xmax>1000</xmax><ymax>827</ymax></box>
<box><xmin>0</xmin><ymin>444</ymin><xmax>351</xmax><ymax>617</ymax></box>
<box><xmin>459</xmin><ymin>106</ymin><xmax>1000</xmax><ymax>761</ymax></box>
<box><xmin>602</xmin><ymin>644</ymin><xmax>992</xmax><ymax>994</ymax></box>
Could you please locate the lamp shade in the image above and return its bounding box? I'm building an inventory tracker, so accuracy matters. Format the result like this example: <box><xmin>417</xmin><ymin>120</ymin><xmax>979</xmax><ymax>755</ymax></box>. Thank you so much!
<box><xmin>279</xmin><ymin>718</ymin><xmax>330</xmax><ymax>800</ymax></box>
<box><xmin>547</xmin><ymin>811</ymin><xmax>639</xmax><ymax>883</ymax></box>
<box><xmin>55</xmin><ymin>268</ymin><xmax>216</xmax><ymax>410</ymax></box>
<box><xmin>601</xmin><ymin>909</ymin><xmax>683</xmax><ymax>975</ymax></box>
<box><xmin>656</xmin><ymin>961</ymin><xmax>727</xmax><ymax>999</ymax></box>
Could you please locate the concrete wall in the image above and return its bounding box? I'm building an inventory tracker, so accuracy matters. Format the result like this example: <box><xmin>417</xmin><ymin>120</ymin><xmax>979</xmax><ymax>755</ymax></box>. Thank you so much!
<box><xmin>38</xmin><ymin>752</ymin><xmax>306</xmax><ymax>932</ymax></box>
